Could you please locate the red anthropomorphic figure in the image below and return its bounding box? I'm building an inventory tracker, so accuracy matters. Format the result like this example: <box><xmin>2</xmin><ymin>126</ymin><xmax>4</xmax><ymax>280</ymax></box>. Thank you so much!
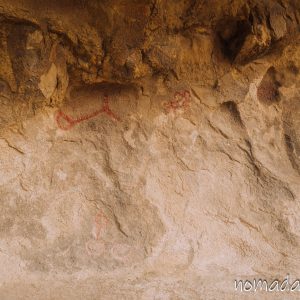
<box><xmin>56</xmin><ymin>95</ymin><xmax>120</xmax><ymax>130</ymax></box>
<box><xmin>164</xmin><ymin>90</ymin><xmax>191</xmax><ymax>113</ymax></box>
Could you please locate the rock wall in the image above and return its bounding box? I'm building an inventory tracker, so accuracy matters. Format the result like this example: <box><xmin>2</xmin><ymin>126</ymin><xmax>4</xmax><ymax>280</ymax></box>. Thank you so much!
<box><xmin>0</xmin><ymin>0</ymin><xmax>300</xmax><ymax>299</ymax></box>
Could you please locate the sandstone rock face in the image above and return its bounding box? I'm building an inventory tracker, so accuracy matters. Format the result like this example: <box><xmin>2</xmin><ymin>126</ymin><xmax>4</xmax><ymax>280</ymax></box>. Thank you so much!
<box><xmin>0</xmin><ymin>1</ymin><xmax>299</xmax><ymax>299</ymax></box>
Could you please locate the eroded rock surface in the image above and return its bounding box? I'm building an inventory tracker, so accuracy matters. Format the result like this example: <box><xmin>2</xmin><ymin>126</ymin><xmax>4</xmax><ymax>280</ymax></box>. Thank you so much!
<box><xmin>0</xmin><ymin>0</ymin><xmax>300</xmax><ymax>299</ymax></box>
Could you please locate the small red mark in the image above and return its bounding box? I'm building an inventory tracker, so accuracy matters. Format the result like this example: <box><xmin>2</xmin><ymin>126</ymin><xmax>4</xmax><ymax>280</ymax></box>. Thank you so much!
<box><xmin>86</xmin><ymin>210</ymin><xmax>109</xmax><ymax>256</ymax></box>
<box><xmin>100</xmin><ymin>96</ymin><xmax>121</xmax><ymax>122</ymax></box>
<box><xmin>94</xmin><ymin>210</ymin><xmax>109</xmax><ymax>240</ymax></box>
<box><xmin>164</xmin><ymin>90</ymin><xmax>191</xmax><ymax>113</ymax></box>
<box><xmin>56</xmin><ymin>95</ymin><xmax>120</xmax><ymax>130</ymax></box>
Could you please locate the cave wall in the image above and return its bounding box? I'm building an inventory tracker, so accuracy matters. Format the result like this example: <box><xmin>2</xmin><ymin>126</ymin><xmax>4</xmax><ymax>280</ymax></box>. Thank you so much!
<box><xmin>0</xmin><ymin>0</ymin><xmax>300</xmax><ymax>299</ymax></box>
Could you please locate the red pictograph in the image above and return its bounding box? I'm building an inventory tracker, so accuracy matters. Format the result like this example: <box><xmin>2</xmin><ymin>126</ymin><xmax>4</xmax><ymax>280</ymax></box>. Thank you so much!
<box><xmin>93</xmin><ymin>210</ymin><xmax>109</xmax><ymax>240</ymax></box>
<box><xmin>56</xmin><ymin>95</ymin><xmax>120</xmax><ymax>130</ymax></box>
<box><xmin>85</xmin><ymin>210</ymin><xmax>134</xmax><ymax>261</ymax></box>
<box><xmin>164</xmin><ymin>90</ymin><xmax>191</xmax><ymax>113</ymax></box>
<box><xmin>85</xmin><ymin>209</ymin><xmax>109</xmax><ymax>256</ymax></box>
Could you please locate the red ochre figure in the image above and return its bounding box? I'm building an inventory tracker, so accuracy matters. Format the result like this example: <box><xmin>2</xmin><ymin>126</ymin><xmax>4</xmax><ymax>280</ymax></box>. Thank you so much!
<box><xmin>55</xmin><ymin>95</ymin><xmax>120</xmax><ymax>130</ymax></box>
<box><xmin>85</xmin><ymin>210</ymin><xmax>109</xmax><ymax>256</ymax></box>
<box><xmin>164</xmin><ymin>90</ymin><xmax>191</xmax><ymax>113</ymax></box>
<box><xmin>94</xmin><ymin>210</ymin><xmax>109</xmax><ymax>240</ymax></box>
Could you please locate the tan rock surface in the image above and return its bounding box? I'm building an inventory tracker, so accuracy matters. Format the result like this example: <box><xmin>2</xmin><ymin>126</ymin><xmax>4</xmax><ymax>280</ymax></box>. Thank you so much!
<box><xmin>0</xmin><ymin>0</ymin><xmax>300</xmax><ymax>299</ymax></box>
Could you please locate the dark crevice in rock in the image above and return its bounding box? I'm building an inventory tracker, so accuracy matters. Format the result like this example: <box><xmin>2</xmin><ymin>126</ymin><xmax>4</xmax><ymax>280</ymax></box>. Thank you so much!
<box><xmin>216</xmin><ymin>18</ymin><xmax>252</xmax><ymax>62</ymax></box>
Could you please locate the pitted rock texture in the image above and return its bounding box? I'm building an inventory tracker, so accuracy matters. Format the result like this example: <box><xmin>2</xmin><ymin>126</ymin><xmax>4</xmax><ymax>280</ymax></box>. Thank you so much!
<box><xmin>0</xmin><ymin>0</ymin><xmax>300</xmax><ymax>299</ymax></box>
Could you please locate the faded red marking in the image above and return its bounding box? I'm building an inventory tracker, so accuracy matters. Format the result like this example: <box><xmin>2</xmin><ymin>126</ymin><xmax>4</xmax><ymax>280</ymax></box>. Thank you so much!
<box><xmin>164</xmin><ymin>90</ymin><xmax>191</xmax><ymax>113</ymax></box>
<box><xmin>86</xmin><ymin>210</ymin><xmax>109</xmax><ymax>256</ymax></box>
<box><xmin>56</xmin><ymin>95</ymin><xmax>120</xmax><ymax>130</ymax></box>
<box><xmin>94</xmin><ymin>210</ymin><xmax>109</xmax><ymax>240</ymax></box>
<box><xmin>100</xmin><ymin>96</ymin><xmax>121</xmax><ymax>122</ymax></box>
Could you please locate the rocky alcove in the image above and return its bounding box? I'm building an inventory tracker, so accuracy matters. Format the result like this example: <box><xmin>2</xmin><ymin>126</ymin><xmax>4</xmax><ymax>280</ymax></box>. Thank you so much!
<box><xmin>0</xmin><ymin>0</ymin><xmax>300</xmax><ymax>299</ymax></box>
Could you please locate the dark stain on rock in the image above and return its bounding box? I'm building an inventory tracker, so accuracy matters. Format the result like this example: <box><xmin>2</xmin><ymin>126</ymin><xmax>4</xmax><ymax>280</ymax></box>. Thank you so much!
<box><xmin>216</xmin><ymin>17</ymin><xmax>252</xmax><ymax>62</ymax></box>
<box><xmin>257</xmin><ymin>67</ymin><xmax>281</xmax><ymax>105</ymax></box>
